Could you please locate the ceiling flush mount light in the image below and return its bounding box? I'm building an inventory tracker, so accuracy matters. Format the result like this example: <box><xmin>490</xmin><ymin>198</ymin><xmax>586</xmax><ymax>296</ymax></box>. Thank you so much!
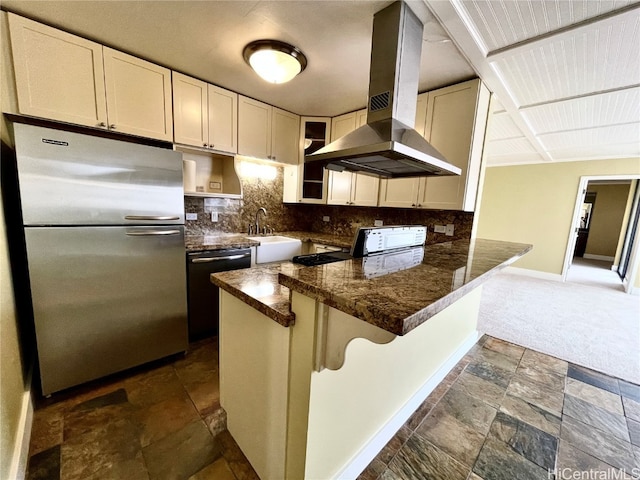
<box><xmin>243</xmin><ymin>39</ymin><xmax>307</xmax><ymax>84</ymax></box>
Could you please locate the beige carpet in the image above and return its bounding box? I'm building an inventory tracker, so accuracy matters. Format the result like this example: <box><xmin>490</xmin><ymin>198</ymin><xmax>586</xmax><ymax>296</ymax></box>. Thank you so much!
<box><xmin>478</xmin><ymin>271</ymin><xmax>640</xmax><ymax>384</ymax></box>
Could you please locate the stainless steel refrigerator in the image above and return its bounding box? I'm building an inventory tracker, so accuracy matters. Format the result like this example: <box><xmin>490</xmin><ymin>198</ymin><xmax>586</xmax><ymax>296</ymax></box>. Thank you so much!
<box><xmin>13</xmin><ymin>123</ymin><xmax>188</xmax><ymax>396</ymax></box>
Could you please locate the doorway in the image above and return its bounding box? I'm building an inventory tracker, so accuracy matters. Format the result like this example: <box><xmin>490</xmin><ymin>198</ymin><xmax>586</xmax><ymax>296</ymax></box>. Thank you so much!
<box><xmin>563</xmin><ymin>176</ymin><xmax>640</xmax><ymax>294</ymax></box>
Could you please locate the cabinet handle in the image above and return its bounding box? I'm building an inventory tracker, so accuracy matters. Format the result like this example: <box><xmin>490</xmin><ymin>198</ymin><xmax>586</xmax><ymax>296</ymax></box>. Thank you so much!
<box><xmin>203</xmin><ymin>143</ymin><xmax>208</xmax><ymax>147</ymax></box>
<box><xmin>97</xmin><ymin>122</ymin><xmax>107</xmax><ymax>128</ymax></box>
<box><xmin>412</xmin><ymin>203</ymin><xmax>416</xmax><ymax>207</ymax></box>
<box><xmin>417</xmin><ymin>204</ymin><xmax>422</xmax><ymax>207</ymax></box>
<box><xmin>209</xmin><ymin>144</ymin><xmax>214</xmax><ymax>148</ymax></box>
<box><xmin>109</xmin><ymin>124</ymin><xmax>116</xmax><ymax>129</ymax></box>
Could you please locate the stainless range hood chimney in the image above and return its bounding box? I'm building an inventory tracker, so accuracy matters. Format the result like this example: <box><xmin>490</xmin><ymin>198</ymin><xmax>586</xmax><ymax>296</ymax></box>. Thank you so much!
<box><xmin>305</xmin><ymin>1</ymin><xmax>461</xmax><ymax>178</ymax></box>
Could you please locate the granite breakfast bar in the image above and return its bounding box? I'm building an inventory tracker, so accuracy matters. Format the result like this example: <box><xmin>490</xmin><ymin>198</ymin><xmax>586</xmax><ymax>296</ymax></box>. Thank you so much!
<box><xmin>211</xmin><ymin>238</ymin><xmax>532</xmax><ymax>480</ymax></box>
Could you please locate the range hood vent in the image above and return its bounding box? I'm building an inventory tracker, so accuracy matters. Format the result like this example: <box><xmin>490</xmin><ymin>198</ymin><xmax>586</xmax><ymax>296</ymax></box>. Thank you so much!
<box><xmin>305</xmin><ymin>1</ymin><xmax>461</xmax><ymax>178</ymax></box>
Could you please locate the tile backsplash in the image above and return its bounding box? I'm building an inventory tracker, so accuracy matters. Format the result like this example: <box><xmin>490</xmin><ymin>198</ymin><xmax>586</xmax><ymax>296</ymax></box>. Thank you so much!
<box><xmin>185</xmin><ymin>163</ymin><xmax>474</xmax><ymax>243</ymax></box>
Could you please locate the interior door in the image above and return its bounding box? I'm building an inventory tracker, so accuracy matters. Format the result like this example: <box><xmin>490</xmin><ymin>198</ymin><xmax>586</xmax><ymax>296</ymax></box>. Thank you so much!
<box><xmin>573</xmin><ymin>192</ymin><xmax>597</xmax><ymax>257</ymax></box>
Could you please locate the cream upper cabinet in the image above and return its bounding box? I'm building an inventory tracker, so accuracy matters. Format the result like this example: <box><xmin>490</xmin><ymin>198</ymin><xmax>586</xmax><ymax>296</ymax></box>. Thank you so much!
<box><xmin>8</xmin><ymin>13</ymin><xmax>108</xmax><ymax>128</ymax></box>
<box><xmin>102</xmin><ymin>48</ymin><xmax>173</xmax><ymax>141</ymax></box>
<box><xmin>421</xmin><ymin>79</ymin><xmax>490</xmax><ymax>211</ymax></box>
<box><xmin>327</xmin><ymin>111</ymin><xmax>379</xmax><ymax>206</ymax></box>
<box><xmin>284</xmin><ymin>117</ymin><xmax>331</xmax><ymax>204</ymax></box>
<box><xmin>356</xmin><ymin>109</ymin><xmax>367</xmax><ymax>128</ymax></box>
<box><xmin>172</xmin><ymin>72</ymin><xmax>237</xmax><ymax>153</ymax></box>
<box><xmin>9</xmin><ymin>14</ymin><xmax>173</xmax><ymax>141</ymax></box>
<box><xmin>271</xmin><ymin>107</ymin><xmax>300</xmax><ymax>165</ymax></box>
<box><xmin>208</xmin><ymin>84</ymin><xmax>238</xmax><ymax>154</ymax></box>
<box><xmin>238</xmin><ymin>96</ymin><xmax>272</xmax><ymax>159</ymax></box>
<box><xmin>172</xmin><ymin>72</ymin><xmax>208</xmax><ymax>147</ymax></box>
<box><xmin>238</xmin><ymin>96</ymin><xmax>299</xmax><ymax>164</ymax></box>
<box><xmin>414</xmin><ymin>93</ymin><xmax>428</xmax><ymax>136</ymax></box>
<box><xmin>327</xmin><ymin>171</ymin><xmax>353</xmax><ymax>205</ymax></box>
<box><xmin>331</xmin><ymin>111</ymin><xmax>357</xmax><ymax>140</ymax></box>
<box><xmin>350</xmin><ymin>173</ymin><xmax>379</xmax><ymax>206</ymax></box>
<box><xmin>378</xmin><ymin>177</ymin><xmax>423</xmax><ymax>208</ymax></box>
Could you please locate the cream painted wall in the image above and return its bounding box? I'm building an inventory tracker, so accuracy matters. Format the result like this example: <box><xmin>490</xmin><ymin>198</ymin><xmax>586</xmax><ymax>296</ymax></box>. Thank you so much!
<box><xmin>475</xmin><ymin>158</ymin><xmax>640</xmax><ymax>276</ymax></box>
<box><xmin>1</xmin><ymin>11</ymin><xmax>29</xmax><ymax>478</ymax></box>
<box><xmin>585</xmin><ymin>184</ymin><xmax>631</xmax><ymax>258</ymax></box>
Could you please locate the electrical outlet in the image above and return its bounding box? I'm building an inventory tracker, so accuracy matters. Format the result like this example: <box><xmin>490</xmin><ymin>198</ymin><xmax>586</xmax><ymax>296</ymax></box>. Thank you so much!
<box><xmin>186</xmin><ymin>213</ymin><xmax>197</xmax><ymax>221</ymax></box>
<box><xmin>211</xmin><ymin>212</ymin><xmax>218</xmax><ymax>222</ymax></box>
<box><xmin>322</xmin><ymin>216</ymin><xmax>330</xmax><ymax>222</ymax></box>
<box><xmin>374</xmin><ymin>219</ymin><xmax>383</xmax><ymax>227</ymax></box>
<box><xmin>445</xmin><ymin>224</ymin><xmax>455</xmax><ymax>236</ymax></box>
<box><xmin>434</xmin><ymin>225</ymin><xmax>446</xmax><ymax>233</ymax></box>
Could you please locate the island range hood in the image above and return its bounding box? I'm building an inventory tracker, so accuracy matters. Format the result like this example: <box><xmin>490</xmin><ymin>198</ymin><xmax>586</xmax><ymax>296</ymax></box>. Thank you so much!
<box><xmin>305</xmin><ymin>1</ymin><xmax>461</xmax><ymax>178</ymax></box>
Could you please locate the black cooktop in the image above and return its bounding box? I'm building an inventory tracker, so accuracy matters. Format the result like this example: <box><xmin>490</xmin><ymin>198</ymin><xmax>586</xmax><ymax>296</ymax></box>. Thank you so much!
<box><xmin>291</xmin><ymin>251</ymin><xmax>352</xmax><ymax>267</ymax></box>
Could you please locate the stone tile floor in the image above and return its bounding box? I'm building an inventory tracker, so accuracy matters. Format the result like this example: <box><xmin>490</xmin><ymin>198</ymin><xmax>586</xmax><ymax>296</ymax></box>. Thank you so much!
<box><xmin>358</xmin><ymin>335</ymin><xmax>640</xmax><ymax>480</ymax></box>
<box><xmin>26</xmin><ymin>335</ymin><xmax>640</xmax><ymax>480</ymax></box>
<box><xmin>26</xmin><ymin>337</ymin><xmax>259</xmax><ymax>480</ymax></box>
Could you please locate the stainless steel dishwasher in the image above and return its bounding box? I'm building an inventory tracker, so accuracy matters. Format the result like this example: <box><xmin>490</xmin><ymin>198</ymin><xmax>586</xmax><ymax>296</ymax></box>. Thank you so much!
<box><xmin>187</xmin><ymin>248</ymin><xmax>251</xmax><ymax>340</ymax></box>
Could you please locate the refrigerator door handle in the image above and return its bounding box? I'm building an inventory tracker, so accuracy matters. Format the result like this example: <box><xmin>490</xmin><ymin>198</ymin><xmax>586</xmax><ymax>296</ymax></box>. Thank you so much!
<box><xmin>191</xmin><ymin>254</ymin><xmax>251</xmax><ymax>263</ymax></box>
<box><xmin>126</xmin><ymin>230</ymin><xmax>182</xmax><ymax>236</ymax></box>
<box><xmin>124</xmin><ymin>215</ymin><xmax>181</xmax><ymax>221</ymax></box>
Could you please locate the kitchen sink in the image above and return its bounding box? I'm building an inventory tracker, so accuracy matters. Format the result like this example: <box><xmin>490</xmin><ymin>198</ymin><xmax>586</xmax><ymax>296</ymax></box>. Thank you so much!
<box><xmin>247</xmin><ymin>235</ymin><xmax>302</xmax><ymax>264</ymax></box>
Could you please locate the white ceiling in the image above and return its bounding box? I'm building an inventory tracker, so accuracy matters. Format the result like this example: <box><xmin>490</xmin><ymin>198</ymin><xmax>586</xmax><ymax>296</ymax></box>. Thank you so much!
<box><xmin>2</xmin><ymin>0</ymin><xmax>639</xmax><ymax>167</ymax></box>
<box><xmin>426</xmin><ymin>0</ymin><xmax>640</xmax><ymax>166</ymax></box>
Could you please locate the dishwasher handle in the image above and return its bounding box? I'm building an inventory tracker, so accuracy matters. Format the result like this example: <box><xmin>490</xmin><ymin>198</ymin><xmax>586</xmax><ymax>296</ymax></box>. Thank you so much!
<box><xmin>124</xmin><ymin>215</ymin><xmax>181</xmax><ymax>221</ymax></box>
<box><xmin>191</xmin><ymin>253</ymin><xmax>251</xmax><ymax>263</ymax></box>
<box><xmin>126</xmin><ymin>229</ymin><xmax>182</xmax><ymax>236</ymax></box>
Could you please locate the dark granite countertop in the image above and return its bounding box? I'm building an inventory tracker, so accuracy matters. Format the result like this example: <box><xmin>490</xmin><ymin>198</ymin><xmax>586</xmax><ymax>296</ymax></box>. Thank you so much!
<box><xmin>211</xmin><ymin>238</ymin><xmax>531</xmax><ymax>334</ymax></box>
<box><xmin>185</xmin><ymin>234</ymin><xmax>260</xmax><ymax>252</ymax></box>
<box><xmin>185</xmin><ymin>231</ymin><xmax>351</xmax><ymax>252</ymax></box>
<box><xmin>211</xmin><ymin>262</ymin><xmax>305</xmax><ymax>326</ymax></box>
<box><xmin>279</xmin><ymin>239</ymin><xmax>531</xmax><ymax>335</ymax></box>
<box><xmin>277</xmin><ymin>231</ymin><xmax>354</xmax><ymax>249</ymax></box>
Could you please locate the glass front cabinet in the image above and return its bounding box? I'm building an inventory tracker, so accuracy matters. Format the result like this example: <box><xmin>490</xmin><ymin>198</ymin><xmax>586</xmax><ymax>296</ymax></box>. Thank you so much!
<box><xmin>283</xmin><ymin>117</ymin><xmax>332</xmax><ymax>204</ymax></box>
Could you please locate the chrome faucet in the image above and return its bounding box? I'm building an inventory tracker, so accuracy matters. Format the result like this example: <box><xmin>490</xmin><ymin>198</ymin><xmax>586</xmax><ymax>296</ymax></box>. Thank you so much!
<box><xmin>254</xmin><ymin>207</ymin><xmax>267</xmax><ymax>234</ymax></box>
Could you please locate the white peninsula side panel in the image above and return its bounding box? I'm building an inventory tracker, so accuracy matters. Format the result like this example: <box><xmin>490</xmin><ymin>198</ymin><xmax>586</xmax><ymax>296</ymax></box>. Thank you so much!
<box><xmin>302</xmin><ymin>287</ymin><xmax>482</xmax><ymax>480</ymax></box>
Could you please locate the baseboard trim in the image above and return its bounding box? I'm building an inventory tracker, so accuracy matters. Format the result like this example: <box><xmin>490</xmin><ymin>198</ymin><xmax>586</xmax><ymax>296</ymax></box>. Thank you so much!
<box><xmin>583</xmin><ymin>254</ymin><xmax>615</xmax><ymax>262</ymax></box>
<box><xmin>504</xmin><ymin>266</ymin><xmax>563</xmax><ymax>282</ymax></box>
<box><xmin>336</xmin><ymin>331</ymin><xmax>480</xmax><ymax>480</ymax></box>
<box><xmin>9</xmin><ymin>366</ymin><xmax>33</xmax><ymax>480</ymax></box>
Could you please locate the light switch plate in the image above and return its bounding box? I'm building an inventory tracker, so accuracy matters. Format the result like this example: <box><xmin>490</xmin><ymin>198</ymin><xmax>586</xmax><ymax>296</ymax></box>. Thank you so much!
<box><xmin>211</xmin><ymin>212</ymin><xmax>218</xmax><ymax>222</ymax></box>
<box><xmin>323</xmin><ymin>216</ymin><xmax>330</xmax><ymax>222</ymax></box>
<box><xmin>445</xmin><ymin>224</ymin><xmax>455</xmax><ymax>236</ymax></box>
<box><xmin>374</xmin><ymin>220</ymin><xmax>383</xmax><ymax>227</ymax></box>
<box><xmin>434</xmin><ymin>225</ymin><xmax>446</xmax><ymax>233</ymax></box>
<box><xmin>186</xmin><ymin>213</ymin><xmax>197</xmax><ymax>221</ymax></box>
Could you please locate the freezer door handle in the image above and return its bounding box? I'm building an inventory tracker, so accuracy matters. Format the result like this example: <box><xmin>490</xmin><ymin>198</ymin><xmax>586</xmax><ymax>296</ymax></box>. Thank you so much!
<box><xmin>191</xmin><ymin>254</ymin><xmax>251</xmax><ymax>263</ymax></box>
<box><xmin>124</xmin><ymin>215</ymin><xmax>181</xmax><ymax>221</ymax></box>
<box><xmin>126</xmin><ymin>230</ymin><xmax>182</xmax><ymax>236</ymax></box>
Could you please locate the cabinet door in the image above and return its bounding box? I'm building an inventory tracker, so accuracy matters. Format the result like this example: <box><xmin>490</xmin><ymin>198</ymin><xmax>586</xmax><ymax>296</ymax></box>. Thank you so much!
<box><xmin>421</xmin><ymin>79</ymin><xmax>488</xmax><ymax>211</ymax></box>
<box><xmin>8</xmin><ymin>13</ymin><xmax>108</xmax><ymax>128</ymax></box>
<box><xmin>298</xmin><ymin>117</ymin><xmax>331</xmax><ymax>204</ymax></box>
<box><xmin>103</xmin><ymin>48</ymin><xmax>173</xmax><ymax>141</ymax></box>
<box><xmin>331</xmin><ymin>111</ymin><xmax>357</xmax><ymax>140</ymax></box>
<box><xmin>172</xmin><ymin>72</ymin><xmax>208</xmax><ymax>147</ymax></box>
<box><xmin>238</xmin><ymin>96</ymin><xmax>272</xmax><ymax>159</ymax></box>
<box><xmin>378</xmin><ymin>178</ymin><xmax>421</xmax><ymax>208</ymax></box>
<box><xmin>271</xmin><ymin>108</ymin><xmax>300</xmax><ymax>165</ymax></box>
<box><xmin>356</xmin><ymin>109</ymin><xmax>367</xmax><ymax>128</ymax></box>
<box><xmin>208</xmin><ymin>84</ymin><xmax>238</xmax><ymax>154</ymax></box>
<box><xmin>351</xmin><ymin>173</ymin><xmax>379</xmax><ymax>206</ymax></box>
<box><xmin>327</xmin><ymin>171</ymin><xmax>353</xmax><ymax>205</ymax></box>
<box><xmin>282</xmin><ymin>165</ymin><xmax>299</xmax><ymax>203</ymax></box>
<box><xmin>414</xmin><ymin>92</ymin><xmax>428</xmax><ymax>136</ymax></box>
